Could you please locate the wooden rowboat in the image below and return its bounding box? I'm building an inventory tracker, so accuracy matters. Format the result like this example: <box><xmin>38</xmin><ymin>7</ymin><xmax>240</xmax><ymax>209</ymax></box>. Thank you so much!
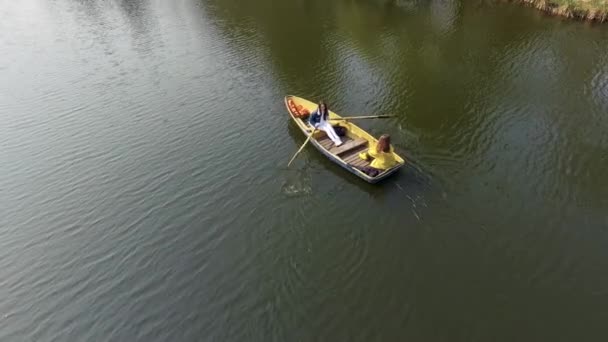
<box><xmin>285</xmin><ymin>95</ymin><xmax>405</xmax><ymax>183</ymax></box>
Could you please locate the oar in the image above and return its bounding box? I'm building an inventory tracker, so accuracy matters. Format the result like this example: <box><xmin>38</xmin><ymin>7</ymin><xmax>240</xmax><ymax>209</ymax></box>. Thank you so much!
<box><xmin>330</xmin><ymin>115</ymin><xmax>394</xmax><ymax>120</ymax></box>
<box><xmin>287</xmin><ymin>129</ymin><xmax>316</xmax><ymax>167</ymax></box>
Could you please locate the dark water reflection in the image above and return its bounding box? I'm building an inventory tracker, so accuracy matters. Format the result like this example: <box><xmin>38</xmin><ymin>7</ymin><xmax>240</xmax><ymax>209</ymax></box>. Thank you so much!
<box><xmin>1</xmin><ymin>0</ymin><xmax>607</xmax><ymax>341</ymax></box>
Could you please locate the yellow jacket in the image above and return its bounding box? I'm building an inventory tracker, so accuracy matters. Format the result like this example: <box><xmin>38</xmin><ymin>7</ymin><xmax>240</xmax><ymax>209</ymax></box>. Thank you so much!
<box><xmin>359</xmin><ymin>142</ymin><xmax>398</xmax><ymax>170</ymax></box>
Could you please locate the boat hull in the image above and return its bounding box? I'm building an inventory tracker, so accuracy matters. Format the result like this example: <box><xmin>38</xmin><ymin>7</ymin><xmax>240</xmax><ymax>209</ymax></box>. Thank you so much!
<box><xmin>285</xmin><ymin>95</ymin><xmax>404</xmax><ymax>183</ymax></box>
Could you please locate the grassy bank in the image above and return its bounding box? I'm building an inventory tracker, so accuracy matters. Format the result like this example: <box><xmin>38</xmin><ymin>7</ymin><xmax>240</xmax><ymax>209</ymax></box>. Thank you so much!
<box><xmin>517</xmin><ymin>0</ymin><xmax>608</xmax><ymax>21</ymax></box>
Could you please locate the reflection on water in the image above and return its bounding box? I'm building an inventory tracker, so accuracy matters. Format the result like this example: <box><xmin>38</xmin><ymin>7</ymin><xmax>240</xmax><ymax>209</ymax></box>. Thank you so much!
<box><xmin>1</xmin><ymin>0</ymin><xmax>608</xmax><ymax>341</ymax></box>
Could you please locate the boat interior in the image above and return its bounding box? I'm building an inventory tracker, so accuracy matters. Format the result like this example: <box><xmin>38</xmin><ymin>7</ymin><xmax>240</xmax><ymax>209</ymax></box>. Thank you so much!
<box><xmin>300</xmin><ymin>118</ymin><xmax>372</xmax><ymax>169</ymax></box>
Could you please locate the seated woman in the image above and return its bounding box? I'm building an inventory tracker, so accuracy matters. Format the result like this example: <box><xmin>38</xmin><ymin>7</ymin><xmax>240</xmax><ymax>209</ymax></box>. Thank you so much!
<box><xmin>308</xmin><ymin>101</ymin><xmax>343</xmax><ymax>147</ymax></box>
<box><xmin>357</xmin><ymin>134</ymin><xmax>398</xmax><ymax>176</ymax></box>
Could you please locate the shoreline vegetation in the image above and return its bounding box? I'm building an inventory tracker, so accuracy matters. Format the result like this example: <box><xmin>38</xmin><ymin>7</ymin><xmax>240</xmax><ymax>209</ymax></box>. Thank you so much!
<box><xmin>513</xmin><ymin>0</ymin><xmax>608</xmax><ymax>22</ymax></box>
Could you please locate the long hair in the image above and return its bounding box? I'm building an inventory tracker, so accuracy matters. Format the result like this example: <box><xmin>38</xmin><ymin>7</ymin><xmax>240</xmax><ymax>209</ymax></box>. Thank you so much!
<box><xmin>318</xmin><ymin>101</ymin><xmax>329</xmax><ymax>120</ymax></box>
<box><xmin>376</xmin><ymin>134</ymin><xmax>391</xmax><ymax>153</ymax></box>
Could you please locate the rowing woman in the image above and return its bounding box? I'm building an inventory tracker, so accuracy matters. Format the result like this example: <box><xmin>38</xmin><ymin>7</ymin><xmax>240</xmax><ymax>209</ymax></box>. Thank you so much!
<box><xmin>308</xmin><ymin>101</ymin><xmax>343</xmax><ymax>147</ymax></box>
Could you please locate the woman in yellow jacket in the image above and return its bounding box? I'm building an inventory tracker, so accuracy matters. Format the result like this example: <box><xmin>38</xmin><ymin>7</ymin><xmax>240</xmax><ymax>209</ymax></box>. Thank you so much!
<box><xmin>357</xmin><ymin>134</ymin><xmax>398</xmax><ymax>176</ymax></box>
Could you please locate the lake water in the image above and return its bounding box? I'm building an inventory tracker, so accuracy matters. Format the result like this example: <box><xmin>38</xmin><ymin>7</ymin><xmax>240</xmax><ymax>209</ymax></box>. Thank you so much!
<box><xmin>1</xmin><ymin>0</ymin><xmax>608</xmax><ymax>340</ymax></box>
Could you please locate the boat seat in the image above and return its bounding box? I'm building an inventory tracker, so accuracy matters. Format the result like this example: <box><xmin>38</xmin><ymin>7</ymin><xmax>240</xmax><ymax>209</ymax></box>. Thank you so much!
<box><xmin>329</xmin><ymin>138</ymin><xmax>368</xmax><ymax>156</ymax></box>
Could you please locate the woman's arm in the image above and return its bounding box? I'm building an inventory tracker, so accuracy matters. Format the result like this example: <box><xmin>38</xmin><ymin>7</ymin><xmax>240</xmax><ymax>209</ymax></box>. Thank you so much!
<box><xmin>359</xmin><ymin>150</ymin><xmax>371</xmax><ymax>160</ymax></box>
<box><xmin>308</xmin><ymin>109</ymin><xmax>320</xmax><ymax>126</ymax></box>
